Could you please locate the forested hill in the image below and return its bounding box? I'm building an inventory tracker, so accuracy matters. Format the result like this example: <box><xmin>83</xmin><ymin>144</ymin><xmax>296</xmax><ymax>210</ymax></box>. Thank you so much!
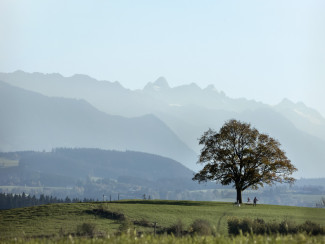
<box><xmin>0</xmin><ymin>148</ymin><xmax>198</xmax><ymax>192</ymax></box>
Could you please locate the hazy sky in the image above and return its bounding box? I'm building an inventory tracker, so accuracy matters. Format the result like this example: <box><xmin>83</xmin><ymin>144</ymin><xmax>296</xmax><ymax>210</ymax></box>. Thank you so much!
<box><xmin>1</xmin><ymin>1</ymin><xmax>324</xmax><ymax>116</ymax></box>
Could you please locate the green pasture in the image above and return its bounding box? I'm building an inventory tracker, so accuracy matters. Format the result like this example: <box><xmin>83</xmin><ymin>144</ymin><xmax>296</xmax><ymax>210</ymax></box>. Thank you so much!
<box><xmin>0</xmin><ymin>200</ymin><xmax>324</xmax><ymax>240</ymax></box>
<box><xmin>0</xmin><ymin>158</ymin><xmax>19</xmax><ymax>167</ymax></box>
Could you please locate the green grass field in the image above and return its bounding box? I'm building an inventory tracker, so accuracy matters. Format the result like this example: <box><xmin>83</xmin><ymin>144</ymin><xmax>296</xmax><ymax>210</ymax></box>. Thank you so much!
<box><xmin>0</xmin><ymin>158</ymin><xmax>19</xmax><ymax>167</ymax></box>
<box><xmin>1</xmin><ymin>200</ymin><xmax>324</xmax><ymax>240</ymax></box>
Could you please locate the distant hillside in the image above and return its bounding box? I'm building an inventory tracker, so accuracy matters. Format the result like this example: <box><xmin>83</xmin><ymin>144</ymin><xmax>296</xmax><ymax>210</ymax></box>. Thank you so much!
<box><xmin>0</xmin><ymin>81</ymin><xmax>197</xmax><ymax>168</ymax></box>
<box><xmin>0</xmin><ymin>148</ymin><xmax>203</xmax><ymax>200</ymax></box>
<box><xmin>0</xmin><ymin>148</ymin><xmax>194</xmax><ymax>184</ymax></box>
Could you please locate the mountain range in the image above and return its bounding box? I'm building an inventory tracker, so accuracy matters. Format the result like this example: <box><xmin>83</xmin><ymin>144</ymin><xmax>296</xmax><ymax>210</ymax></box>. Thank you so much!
<box><xmin>0</xmin><ymin>80</ymin><xmax>196</xmax><ymax>168</ymax></box>
<box><xmin>1</xmin><ymin>71</ymin><xmax>325</xmax><ymax>178</ymax></box>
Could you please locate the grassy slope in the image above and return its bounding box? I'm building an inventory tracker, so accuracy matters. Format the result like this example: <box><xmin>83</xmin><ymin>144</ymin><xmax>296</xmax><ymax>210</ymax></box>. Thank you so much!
<box><xmin>0</xmin><ymin>200</ymin><xmax>324</xmax><ymax>239</ymax></box>
<box><xmin>0</xmin><ymin>158</ymin><xmax>19</xmax><ymax>167</ymax></box>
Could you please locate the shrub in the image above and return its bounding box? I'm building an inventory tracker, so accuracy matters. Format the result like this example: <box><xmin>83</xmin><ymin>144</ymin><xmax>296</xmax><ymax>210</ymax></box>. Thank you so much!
<box><xmin>266</xmin><ymin>221</ymin><xmax>279</xmax><ymax>234</ymax></box>
<box><xmin>119</xmin><ymin>219</ymin><xmax>134</xmax><ymax>234</ymax></box>
<box><xmin>161</xmin><ymin>219</ymin><xmax>185</xmax><ymax>236</ymax></box>
<box><xmin>228</xmin><ymin>217</ymin><xmax>252</xmax><ymax>235</ymax></box>
<box><xmin>227</xmin><ymin>217</ymin><xmax>240</xmax><ymax>235</ymax></box>
<box><xmin>299</xmin><ymin>221</ymin><xmax>325</xmax><ymax>235</ymax></box>
<box><xmin>58</xmin><ymin>227</ymin><xmax>65</xmax><ymax>237</ymax></box>
<box><xmin>240</xmin><ymin>218</ymin><xmax>253</xmax><ymax>234</ymax></box>
<box><xmin>76</xmin><ymin>222</ymin><xmax>96</xmax><ymax>237</ymax></box>
<box><xmin>279</xmin><ymin>220</ymin><xmax>298</xmax><ymax>234</ymax></box>
<box><xmin>133</xmin><ymin>218</ymin><xmax>152</xmax><ymax>227</ymax></box>
<box><xmin>190</xmin><ymin>219</ymin><xmax>213</xmax><ymax>236</ymax></box>
<box><xmin>251</xmin><ymin>218</ymin><xmax>266</xmax><ymax>235</ymax></box>
<box><xmin>170</xmin><ymin>219</ymin><xmax>185</xmax><ymax>236</ymax></box>
<box><xmin>228</xmin><ymin>218</ymin><xmax>325</xmax><ymax>236</ymax></box>
<box><xmin>86</xmin><ymin>209</ymin><xmax>126</xmax><ymax>221</ymax></box>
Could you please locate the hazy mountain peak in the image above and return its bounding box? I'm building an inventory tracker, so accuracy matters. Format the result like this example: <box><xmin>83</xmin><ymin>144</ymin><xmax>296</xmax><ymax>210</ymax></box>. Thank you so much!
<box><xmin>112</xmin><ymin>81</ymin><xmax>124</xmax><ymax>88</ymax></box>
<box><xmin>189</xmin><ymin>82</ymin><xmax>200</xmax><ymax>89</ymax></box>
<box><xmin>48</xmin><ymin>72</ymin><xmax>63</xmax><ymax>78</ymax></box>
<box><xmin>204</xmin><ymin>84</ymin><xmax>216</xmax><ymax>91</ymax></box>
<box><xmin>277</xmin><ymin>98</ymin><xmax>296</xmax><ymax>108</ymax></box>
<box><xmin>153</xmin><ymin>77</ymin><xmax>169</xmax><ymax>88</ymax></box>
<box><xmin>144</xmin><ymin>76</ymin><xmax>170</xmax><ymax>91</ymax></box>
<box><xmin>277</xmin><ymin>99</ymin><xmax>314</xmax><ymax>112</ymax></box>
<box><xmin>13</xmin><ymin>70</ymin><xmax>26</xmax><ymax>74</ymax></box>
<box><xmin>203</xmin><ymin>84</ymin><xmax>227</xmax><ymax>98</ymax></box>
<box><xmin>71</xmin><ymin>73</ymin><xmax>95</xmax><ymax>81</ymax></box>
<box><xmin>176</xmin><ymin>82</ymin><xmax>201</xmax><ymax>91</ymax></box>
<box><xmin>275</xmin><ymin>98</ymin><xmax>325</xmax><ymax>126</ymax></box>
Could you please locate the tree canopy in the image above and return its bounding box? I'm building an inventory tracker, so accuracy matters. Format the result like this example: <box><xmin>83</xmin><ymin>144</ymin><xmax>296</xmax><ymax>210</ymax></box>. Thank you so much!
<box><xmin>193</xmin><ymin>119</ymin><xmax>297</xmax><ymax>203</ymax></box>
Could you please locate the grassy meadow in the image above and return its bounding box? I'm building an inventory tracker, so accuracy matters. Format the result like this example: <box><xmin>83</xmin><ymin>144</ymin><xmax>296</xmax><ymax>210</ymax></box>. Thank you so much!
<box><xmin>1</xmin><ymin>200</ymin><xmax>325</xmax><ymax>241</ymax></box>
<box><xmin>0</xmin><ymin>158</ymin><xmax>19</xmax><ymax>167</ymax></box>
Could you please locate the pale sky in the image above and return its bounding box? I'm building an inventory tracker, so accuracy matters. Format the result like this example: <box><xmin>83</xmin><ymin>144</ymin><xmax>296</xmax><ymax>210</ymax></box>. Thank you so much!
<box><xmin>1</xmin><ymin>0</ymin><xmax>325</xmax><ymax>116</ymax></box>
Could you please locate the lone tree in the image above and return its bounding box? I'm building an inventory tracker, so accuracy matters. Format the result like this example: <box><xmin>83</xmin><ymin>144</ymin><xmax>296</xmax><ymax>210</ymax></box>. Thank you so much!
<box><xmin>193</xmin><ymin>119</ymin><xmax>297</xmax><ymax>204</ymax></box>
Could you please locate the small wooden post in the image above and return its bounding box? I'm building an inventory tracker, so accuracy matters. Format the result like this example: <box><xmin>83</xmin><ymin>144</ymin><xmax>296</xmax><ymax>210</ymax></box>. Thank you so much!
<box><xmin>154</xmin><ymin>222</ymin><xmax>157</xmax><ymax>236</ymax></box>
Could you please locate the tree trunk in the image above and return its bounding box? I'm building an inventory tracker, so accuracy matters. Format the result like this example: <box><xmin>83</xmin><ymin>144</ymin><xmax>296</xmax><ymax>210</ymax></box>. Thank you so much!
<box><xmin>236</xmin><ymin>188</ymin><xmax>242</xmax><ymax>204</ymax></box>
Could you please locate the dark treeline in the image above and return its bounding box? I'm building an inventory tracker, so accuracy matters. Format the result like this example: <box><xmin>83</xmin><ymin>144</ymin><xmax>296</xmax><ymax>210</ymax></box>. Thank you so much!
<box><xmin>0</xmin><ymin>192</ymin><xmax>95</xmax><ymax>210</ymax></box>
